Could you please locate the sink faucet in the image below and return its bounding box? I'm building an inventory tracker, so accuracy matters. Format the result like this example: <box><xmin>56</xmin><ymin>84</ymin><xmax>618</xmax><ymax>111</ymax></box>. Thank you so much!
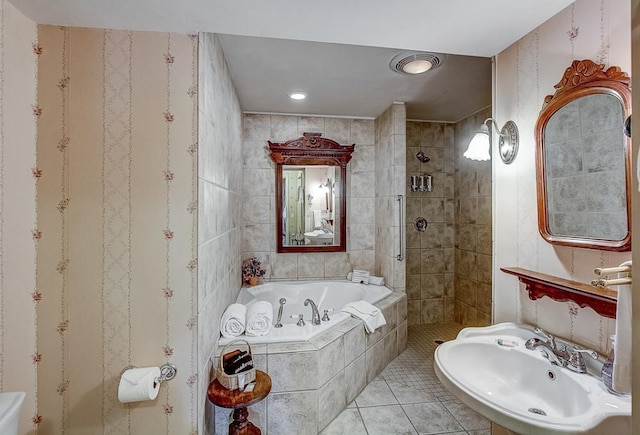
<box><xmin>525</xmin><ymin>328</ymin><xmax>568</xmax><ymax>368</ymax></box>
<box><xmin>304</xmin><ymin>299</ymin><xmax>321</xmax><ymax>325</ymax></box>
<box><xmin>566</xmin><ymin>347</ymin><xmax>598</xmax><ymax>373</ymax></box>
<box><xmin>525</xmin><ymin>337</ymin><xmax>566</xmax><ymax>367</ymax></box>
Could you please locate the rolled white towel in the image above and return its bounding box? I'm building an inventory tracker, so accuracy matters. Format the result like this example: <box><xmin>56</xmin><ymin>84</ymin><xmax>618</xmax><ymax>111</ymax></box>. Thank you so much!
<box><xmin>220</xmin><ymin>303</ymin><xmax>247</xmax><ymax>338</ymax></box>
<box><xmin>346</xmin><ymin>271</ymin><xmax>384</xmax><ymax>286</ymax></box>
<box><xmin>341</xmin><ymin>300</ymin><xmax>386</xmax><ymax>333</ymax></box>
<box><xmin>246</xmin><ymin>301</ymin><xmax>274</xmax><ymax>337</ymax></box>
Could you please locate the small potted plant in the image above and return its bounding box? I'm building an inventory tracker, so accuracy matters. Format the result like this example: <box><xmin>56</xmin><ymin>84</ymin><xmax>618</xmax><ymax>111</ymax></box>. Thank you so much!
<box><xmin>242</xmin><ymin>257</ymin><xmax>266</xmax><ymax>286</ymax></box>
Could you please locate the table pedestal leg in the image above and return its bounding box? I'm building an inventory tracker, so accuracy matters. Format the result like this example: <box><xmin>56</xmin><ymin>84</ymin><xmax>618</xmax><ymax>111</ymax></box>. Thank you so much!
<box><xmin>229</xmin><ymin>406</ymin><xmax>261</xmax><ymax>435</ymax></box>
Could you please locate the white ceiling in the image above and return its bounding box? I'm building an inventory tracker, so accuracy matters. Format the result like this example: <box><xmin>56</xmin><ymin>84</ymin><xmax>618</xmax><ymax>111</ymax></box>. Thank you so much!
<box><xmin>8</xmin><ymin>0</ymin><xmax>574</xmax><ymax>121</ymax></box>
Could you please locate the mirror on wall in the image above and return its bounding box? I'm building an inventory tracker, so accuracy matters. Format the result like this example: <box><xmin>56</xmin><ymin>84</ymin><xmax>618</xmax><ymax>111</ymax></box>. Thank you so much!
<box><xmin>269</xmin><ymin>133</ymin><xmax>354</xmax><ymax>253</ymax></box>
<box><xmin>535</xmin><ymin>59</ymin><xmax>631</xmax><ymax>251</ymax></box>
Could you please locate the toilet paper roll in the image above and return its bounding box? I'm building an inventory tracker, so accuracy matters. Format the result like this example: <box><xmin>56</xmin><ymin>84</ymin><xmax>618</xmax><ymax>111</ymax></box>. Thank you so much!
<box><xmin>118</xmin><ymin>366</ymin><xmax>161</xmax><ymax>403</ymax></box>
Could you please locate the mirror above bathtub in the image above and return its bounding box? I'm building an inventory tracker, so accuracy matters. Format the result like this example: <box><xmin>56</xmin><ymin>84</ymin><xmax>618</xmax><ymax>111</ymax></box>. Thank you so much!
<box><xmin>535</xmin><ymin>60</ymin><xmax>632</xmax><ymax>251</ymax></box>
<box><xmin>269</xmin><ymin>133</ymin><xmax>354</xmax><ymax>253</ymax></box>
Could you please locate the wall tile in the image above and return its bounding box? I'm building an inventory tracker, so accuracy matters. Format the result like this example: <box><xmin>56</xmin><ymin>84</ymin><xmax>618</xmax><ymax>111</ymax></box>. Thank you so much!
<box><xmin>270</xmin><ymin>253</ymin><xmax>298</xmax><ymax>279</ymax></box>
<box><xmin>318</xmin><ymin>373</ymin><xmax>347</xmax><ymax>430</ymax></box>
<box><xmin>268</xmin><ymin>390</ymin><xmax>318</xmax><ymax>435</ymax></box>
<box><xmin>344</xmin><ymin>324</ymin><xmax>366</xmax><ymax>366</ymax></box>
<box><xmin>345</xmin><ymin>355</ymin><xmax>367</xmax><ymax>404</ymax></box>
<box><xmin>298</xmin><ymin>252</ymin><xmax>325</xmax><ymax>278</ymax></box>
<box><xmin>352</xmin><ymin>119</ymin><xmax>374</xmax><ymax>144</ymax></box>
<box><xmin>270</xmin><ymin>114</ymin><xmax>298</xmax><ymax>141</ymax></box>
<box><xmin>365</xmin><ymin>339</ymin><xmax>386</xmax><ymax>382</ymax></box>
<box><xmin>268</xmin><ymin>351</ymin><xmax>319</xmax><ymax>392</ymax></box>
<box><xmin>421</xmin><ymin>299</ymin><xmax>444</xmax><ymax>323</ymax></box>
<box><xmin>244</xmin><ymin>114</ymin><xmax>271</xmax><ymax>140</ymax></box>
<box><xmin>318</xmin><ymin>336</ymin><xmax>345</xmax><ymax>385</ymax></box>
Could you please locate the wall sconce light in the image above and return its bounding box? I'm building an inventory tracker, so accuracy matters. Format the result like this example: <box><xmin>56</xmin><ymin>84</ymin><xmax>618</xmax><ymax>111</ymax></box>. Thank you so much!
<box><xmin>463</xmin><ymin>118</ymin><xmax>519</xmax><ymax>164</ymax></box>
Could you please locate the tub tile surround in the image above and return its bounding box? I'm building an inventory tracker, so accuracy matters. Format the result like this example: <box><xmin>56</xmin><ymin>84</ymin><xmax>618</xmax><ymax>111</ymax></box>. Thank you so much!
<box><xmin>213</xmin><ymin>293</ymin><xmax>407</xmax><ymax>434</ymax></box>
<box><xmin>241</xmin><ymin>114</ymin><xmax>377</xmax><ymax>280</ymax></box>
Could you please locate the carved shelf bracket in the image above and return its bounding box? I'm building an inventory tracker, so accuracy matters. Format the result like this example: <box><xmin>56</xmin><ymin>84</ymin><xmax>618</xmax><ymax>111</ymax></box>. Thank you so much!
<box><xmin>501</xmin><ymin>267</ymin><xmax>617</xmax><ymax>319</ymax></box>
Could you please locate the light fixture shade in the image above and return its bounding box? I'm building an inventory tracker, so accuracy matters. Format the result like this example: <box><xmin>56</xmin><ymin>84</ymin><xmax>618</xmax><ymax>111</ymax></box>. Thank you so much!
<box><xmin>463</xmin><ymin>125</ymin><xmax>491</xmax><ymax>161</ymax></box>
<box><xmin>402</xmin><ymin>59</ymin><xmax>433</xmax><ymax>74</ymax></box>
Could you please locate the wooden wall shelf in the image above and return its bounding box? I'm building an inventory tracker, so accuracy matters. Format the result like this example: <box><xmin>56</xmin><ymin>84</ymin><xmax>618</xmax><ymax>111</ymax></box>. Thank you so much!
<box><xmin>500</xmin><ymin>267</ymin><xmax>617</xmax><ymax>319</ymax></box>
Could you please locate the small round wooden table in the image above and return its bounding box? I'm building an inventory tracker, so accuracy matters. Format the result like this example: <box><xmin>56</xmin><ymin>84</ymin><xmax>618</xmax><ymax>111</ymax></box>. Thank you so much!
<box><xmin>207</xmin><ymin>370</ymin><xmax>272</xmax><ymax>435</ymax></box>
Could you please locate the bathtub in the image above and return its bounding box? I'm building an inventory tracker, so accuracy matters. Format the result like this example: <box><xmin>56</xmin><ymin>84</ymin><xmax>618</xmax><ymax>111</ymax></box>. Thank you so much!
<box><xmin>219</xmin><ymin>280</ymin><xmax>392</xmax><ymax>345</ymax></box>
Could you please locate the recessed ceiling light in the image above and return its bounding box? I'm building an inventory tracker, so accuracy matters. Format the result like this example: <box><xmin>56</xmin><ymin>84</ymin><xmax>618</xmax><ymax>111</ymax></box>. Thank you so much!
<box><xmin>390</xmin><ymin>52</ymin><xmax>444</xmax><ymax>75</ymax></box>
<box><xmin>289</xmin><ymin>92</ymin><xmax>307</xmax><ymax>100</ymax></box>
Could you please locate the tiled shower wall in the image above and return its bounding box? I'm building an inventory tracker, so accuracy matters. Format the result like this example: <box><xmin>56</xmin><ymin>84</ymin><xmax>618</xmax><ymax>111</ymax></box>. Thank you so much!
<box><xmin>453</xmin><ymin>107</ymin><xmax>493</xmax><ymax>326</ymax></box>
<box><xmin>198</xmin><ymin>33</ymin><xmax>244</xmax><ymax>433</ymax></box>
<box><xmin>374</xmin><ymin>103</ymin><xmax>406</xmax><ymax>292</ymax></box>
<box><xmin>405</xmin><ymin>121</ymin><xmax>455</xmax><ymax>325</ymax></box>
<box><xmin>241</xmin><ymin>114</ymin><xmax>376</xmax><ymax>281</ymax></box>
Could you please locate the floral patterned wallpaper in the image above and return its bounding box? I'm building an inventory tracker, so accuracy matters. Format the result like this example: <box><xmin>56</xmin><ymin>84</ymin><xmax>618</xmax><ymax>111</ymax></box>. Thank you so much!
<box><xmin>0</xmin><ymin>1</ymin><xmax>38</xmax><ymax>433</ymax></box>
<box><xmin>493</xmin><ymin>0</ymin><xmax>630</xmax><ymax>353</ymax></box>
<box><xmin>36</xmin><ymin>26</ymin><xmax>197</xmax><ymax>434</ymax></box>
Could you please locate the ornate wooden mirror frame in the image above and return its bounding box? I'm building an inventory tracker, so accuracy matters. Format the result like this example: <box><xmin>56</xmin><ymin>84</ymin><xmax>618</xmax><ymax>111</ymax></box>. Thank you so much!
<box><xmin>535</xmin><ymin>59</ymin><xmax>632</xmax><ymax>251</ymax></box>
<box><xmin>269</xmin><ymin>133</ymin><xmax>355</xmax><ymax>253</ymax></box>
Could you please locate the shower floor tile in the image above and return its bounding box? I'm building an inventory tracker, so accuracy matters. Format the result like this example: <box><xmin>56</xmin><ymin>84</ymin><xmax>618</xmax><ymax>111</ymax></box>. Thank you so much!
<box><xmin>321</xmin><ymin>322</ymin><xmax>492</xmax><ymax>435</ymax></box>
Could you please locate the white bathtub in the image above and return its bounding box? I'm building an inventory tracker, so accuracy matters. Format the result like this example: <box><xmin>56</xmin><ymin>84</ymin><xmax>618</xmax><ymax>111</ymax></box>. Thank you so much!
<box><xmin>219</xmin><ymin>280</ymin><xmax>392</xmax><ymax>344</ymax></box>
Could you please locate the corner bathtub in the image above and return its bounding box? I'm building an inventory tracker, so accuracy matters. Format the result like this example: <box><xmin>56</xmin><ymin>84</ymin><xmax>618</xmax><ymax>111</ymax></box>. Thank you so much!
<box><xmin>219</xmin><ymin>280</ymin><xmax>391</xmax><ymax>345</ymax></box>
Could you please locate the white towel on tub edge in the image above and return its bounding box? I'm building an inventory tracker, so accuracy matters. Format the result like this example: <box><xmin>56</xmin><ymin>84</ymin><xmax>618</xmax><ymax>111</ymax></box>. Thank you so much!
<box><xmin>341</xmin><ymin>300</ymin><xmax>386</xmax><ymax>333</ymax></box>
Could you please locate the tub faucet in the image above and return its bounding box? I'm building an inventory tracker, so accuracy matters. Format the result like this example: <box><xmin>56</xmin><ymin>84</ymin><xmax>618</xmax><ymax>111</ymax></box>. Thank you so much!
<box><xmin>304</xmin><ymin>299</ymin><xmax>321</xmax><ymax>325</ymax></box>
<box><xmin>274</xmin><ymin>297</ymin><xmax>286</xmax><ymax>328</ymax></box>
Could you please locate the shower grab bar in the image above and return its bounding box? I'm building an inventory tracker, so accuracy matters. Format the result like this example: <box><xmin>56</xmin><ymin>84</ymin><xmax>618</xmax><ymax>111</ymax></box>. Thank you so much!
<box><xmin>397</xmin><ymin>194</ymin><xmax>404</xmax><ymax>261</ymax></box>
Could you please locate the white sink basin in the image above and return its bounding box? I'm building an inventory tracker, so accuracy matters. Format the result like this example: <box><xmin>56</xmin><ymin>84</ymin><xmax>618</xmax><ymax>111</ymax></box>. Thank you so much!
<box><xmin>434</xmin><ymin>323</ymin><xmax>631</xmax><ymax>434</ymax></box>
<box><xmin>0</xmin><ymin>392</ymin><xmax>25</xmax><ymax>435</ymax></box>
<box><xmin>304</xmin><ymin>230</ymin><xmax>333</xmax><ymax>245</ymax></box>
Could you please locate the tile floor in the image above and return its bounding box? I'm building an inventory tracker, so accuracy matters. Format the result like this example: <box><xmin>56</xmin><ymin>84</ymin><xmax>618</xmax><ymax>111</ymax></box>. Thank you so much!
<box><xmin>321</xmin><ymin>321</ymin><xmax>492</xmax><ymax>435</ymax></box>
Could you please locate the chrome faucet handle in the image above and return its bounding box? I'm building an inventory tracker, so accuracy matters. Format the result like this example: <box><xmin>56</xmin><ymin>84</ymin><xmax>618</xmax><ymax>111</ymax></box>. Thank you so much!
<box><xmin>533</xmin><ymin>327</ymin><xmax>564</xmax><ymax>351</ymax></box>
<box><xmin>291</xmin><ymin>314</ymin><xmax>305</xmax><ymax>327</ymax></box>
<box><xmin>321</xmin><ymin>308</ymin><xmax>334</xmax><ymax>322</ymax></box>
<box><xmin>567</xmin><ymin>347</ymin><xmax>598</xmax><ymax>373</ymax></box>
<box><xmin>540</xmin><ymin>348</ymin><xmax>566</xmax><ymax>367</ymax></box>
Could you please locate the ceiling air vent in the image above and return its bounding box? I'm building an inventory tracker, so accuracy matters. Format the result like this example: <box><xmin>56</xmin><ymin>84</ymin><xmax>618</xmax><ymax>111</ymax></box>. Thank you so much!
<box><xmin>389</xmin><ymin>52</ymin><xmax>444</xmax><ymax>75</ymax></box>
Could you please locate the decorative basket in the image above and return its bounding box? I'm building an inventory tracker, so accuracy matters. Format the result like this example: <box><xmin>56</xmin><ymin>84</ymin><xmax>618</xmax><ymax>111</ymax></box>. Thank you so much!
<box><xmin>216</xmin><ymin>339</ymin><xmax>256</xmax><ymax>391</ymax></box>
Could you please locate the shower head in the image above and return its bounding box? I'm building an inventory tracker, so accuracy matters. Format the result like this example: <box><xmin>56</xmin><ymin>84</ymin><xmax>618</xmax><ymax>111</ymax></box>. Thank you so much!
<box><xmin>416</xmin><ymin>151</ymin><xmax>430</xmax><ymax>163</ymax></box>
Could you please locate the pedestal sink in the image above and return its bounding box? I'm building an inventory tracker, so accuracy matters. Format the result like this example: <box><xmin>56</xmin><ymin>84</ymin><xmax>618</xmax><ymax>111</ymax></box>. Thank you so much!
<box><xmin>0</xmin><ymin>392</ymin><xmax>25</xmax><ymax>435</ymax></box>
<box><xmin>434</xmin><ymin>323</ymin><xmax>631</xmax><ymax>434</ymax></box>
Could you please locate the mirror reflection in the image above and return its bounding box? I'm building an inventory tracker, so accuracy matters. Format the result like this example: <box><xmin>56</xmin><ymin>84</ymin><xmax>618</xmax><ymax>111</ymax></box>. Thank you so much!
<box><xmin>269</xmin><ymin>132</ymin><xmax>354</xmax><ymax>253</ymax></box>
<box><xmin>282</xmin><ymin>166</ymin><xmax>339</xmax><ymax>247</ymax></box>
<box><xmin>535</xmin><ymin>59</ymin><xmax>631</xmax><ymax>251</ymax></box>
<box><xmin>544</xmin><ymin>93</ymin><xmax>627</xmax><ymax>239</ymax></box>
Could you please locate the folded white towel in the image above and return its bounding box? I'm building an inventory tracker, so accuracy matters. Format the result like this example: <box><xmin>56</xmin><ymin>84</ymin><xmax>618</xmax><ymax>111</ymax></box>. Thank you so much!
<box><xmin>313</xmin><ymin>209</ymin><xmax>322</xmax><ymax>229</ymax></box>
<box><xmin>220</xmin><ymin>303</ymin><xmax>246</xmax><ymax>338</ymax></box>
<box><xmin>246</xmin><ymin>301</ymin><xmax>274</xmax><ymax>337</ymax></box>
<box><xmin>613</xmin><ymin>260</ymin><xmax>632</xmax><ymax>394</ymax></box>
<box><xmin>341</xmin><ymin>300</ymin><xmax>386</xmax><ymax>333</ymax></box>
<box><xmin>347</xmin><ymin>271</ymin><xmax>384</xmax><ymax>286</ymax></box>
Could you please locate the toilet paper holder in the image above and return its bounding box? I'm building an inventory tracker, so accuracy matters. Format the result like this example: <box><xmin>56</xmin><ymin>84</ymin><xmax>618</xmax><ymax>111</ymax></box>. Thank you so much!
<box><xmin>121</xmin><ymin>363</ymin><xmax>177</xmax><ymax>384</ymax></box>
